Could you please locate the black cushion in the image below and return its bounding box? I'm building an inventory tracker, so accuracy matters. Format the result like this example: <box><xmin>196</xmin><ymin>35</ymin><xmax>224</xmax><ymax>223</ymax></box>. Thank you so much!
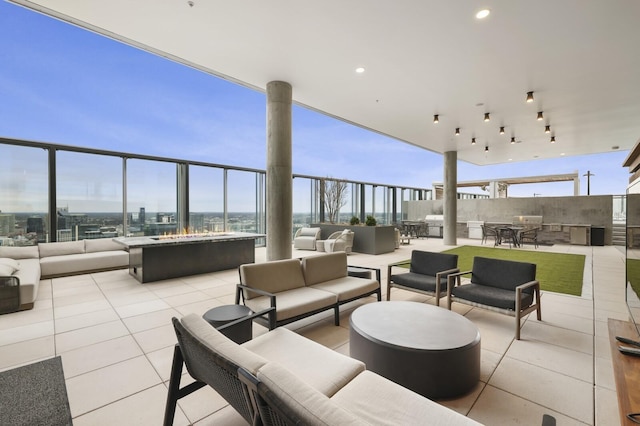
<box><xmin>409</xmin><ymin>250</ymin><xmax>458</xmax><ymax>277</ymax></box>
<box><xmin>390</xmin><ymin>272</ymin><xmax>446</xmax><ymax>293</ymax></box>
<box><xmin>451</xmin><ymin>283</ymin><xmax>534</xmax><ymax>310</ymax></box>
<box><xmin>471</xmin><ymin>256</ymin><xmax>536</xmax><ymax>294</ymax></box>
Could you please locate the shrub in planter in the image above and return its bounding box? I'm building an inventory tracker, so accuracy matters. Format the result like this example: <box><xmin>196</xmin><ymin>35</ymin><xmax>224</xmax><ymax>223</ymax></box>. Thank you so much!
<box><xmin>365</xmin><ymin>215</ymin><xmax>377</xmax><ymax>226</ymax></box>
<box><xmin>350</xmin><ymin>216</ymin><xmax>360</xmax><ymax>225</ymax></box>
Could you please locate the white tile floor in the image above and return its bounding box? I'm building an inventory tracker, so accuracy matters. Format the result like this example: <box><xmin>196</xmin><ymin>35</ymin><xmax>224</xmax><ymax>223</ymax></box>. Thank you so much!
<box><xmin>0</xmin><ymin>237</ymin><xmax>627</xmax><ymax>425</ymax></box>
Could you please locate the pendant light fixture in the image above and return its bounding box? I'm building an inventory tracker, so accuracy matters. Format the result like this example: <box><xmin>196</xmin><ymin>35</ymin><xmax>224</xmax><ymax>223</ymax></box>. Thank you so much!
<box><xmin>510</xmin><ymin>137</ymin><xmax>516</xmax><ymax>144</ymax></box>
<box><xmin>499</xmin><ymin>126</ymin><xmax>505</xmax><ymax>135</ymax></box>
<box><xmin>484</xmin><ymin>113</ymin><xmax>490</xmax><ymax>122</ymax></box>
<box><xmin>433</xmin><ymin>114</ymin><xmax>439</xmax><ymax>124</ymax></box>
<box><xmin>550</xmin><ymin>136</ymin><xmax>556</xmax><ymax>143</ymax></box>
<box><xmin>455</xmin><ymin>127</ymin><xmax>460</xmax><ymax>136</ymax></box>
<box><xmin>484</xmin><ymin>145</ymin><xmax>489</xmax><ymax>153</ymax></box>
<box><xmin>537</xmin><ymin>111</ymin><xmax>544</xmax><ymax>121</ymax></box>
<box><xmin>526</xmin><ymin>91</ymin><xmax>534</xmax><ymax>103</ymax></box>
<box><xmin>471</xmin><ymin>137</ymin><xmax>476</xmax><ymax>145</ymax></box>
<box><xmin>545</xmin><ymin>125</ymin><xmax>551</xmax><ymax>134</ymax></box>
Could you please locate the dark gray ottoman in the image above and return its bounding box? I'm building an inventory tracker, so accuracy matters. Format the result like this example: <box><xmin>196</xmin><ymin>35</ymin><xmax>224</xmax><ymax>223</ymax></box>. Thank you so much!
<box><xmin>203</xmin><ymin>305</ymin><xmax>253</xmax><ymax>344</ymax></box>
<box><xmin>349</xmin><ymin>301</ymin><xmax>480</xmax><ymax>399</ymax></box>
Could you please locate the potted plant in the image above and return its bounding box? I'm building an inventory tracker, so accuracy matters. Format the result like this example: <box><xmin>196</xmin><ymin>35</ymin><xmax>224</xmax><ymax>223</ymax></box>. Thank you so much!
<box><xmin>365</xmin><ymin>215</ymin><xmax>377</xmax><ymax>226</ymax></box>
<box><xmin>350</xmin><ymin>216</ymin><xmax>360</xmax><ymax>225</ymax></box>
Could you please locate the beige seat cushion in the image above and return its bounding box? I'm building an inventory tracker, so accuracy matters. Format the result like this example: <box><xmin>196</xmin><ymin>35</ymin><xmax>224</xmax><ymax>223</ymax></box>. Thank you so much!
<box><xmin>243</xmin><ymin>327</ymin><xmax>364</xmax><ymax>397</ymax></box>
<box><xmin>84</xmin><ymin>238</ymin><xmax>124</xmax><ymax>253</ymax></box>
<box><xmin>256</xmin><ymin>362</ymin><xmax>366</xmax><ymax>426</ymax></box>
<box><xmin>180</xmin><ymin>313</ymin><xmax>267</xmax><ymax>375</ymax></box>
<box><xmin>0</xmin><ymin>246</ymin><xmax>39</xmax><ymax>260</ymax></box>
<box><xmin>244</xmin><ymin>287</ymin><xmax>336</xmax><ymax>322</ymax></box>
<box><xmin>310</xmin><ymin>277</ymin><xmax>379</xmax><ymax>302</ymax></box>
<box><xmin>331</xmin><ymin>371</ymin><xmax>483</xmax><ymax>425</ymax></box>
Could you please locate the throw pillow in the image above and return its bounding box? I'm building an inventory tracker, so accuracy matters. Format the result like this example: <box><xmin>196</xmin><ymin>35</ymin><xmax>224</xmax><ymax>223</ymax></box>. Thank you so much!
<box><xmin>0</xmin><ymin>264</ymin><xmax>16</xmax><ymax>276</ymax></box>
<box><xmin>0</xmin><ymin>258</ymin><xmax>20</xmax><ymax>271</ymax></box>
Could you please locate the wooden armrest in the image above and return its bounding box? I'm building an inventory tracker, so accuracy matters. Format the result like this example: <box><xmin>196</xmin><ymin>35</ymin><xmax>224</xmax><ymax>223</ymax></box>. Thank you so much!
<box><xmin>448</xmin><ymin>270</ymin><xmax>472</xmax><ymax>279</ymax></box>
<box><xmin>436</xmin><ymin>267</ymin><xmax>460</xmax><ymax>277</ymax></box>
<box><xmin>516</xmin><ymin>280</ymin><xmax>540</xmax><ymax>291</ymax></box>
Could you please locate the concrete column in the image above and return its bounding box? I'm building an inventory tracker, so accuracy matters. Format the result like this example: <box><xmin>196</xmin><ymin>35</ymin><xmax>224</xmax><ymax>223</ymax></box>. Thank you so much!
<box><xmin>266</xmin><ymin>81</ymin><xmax>292</xmax><ymax>261</ymax></box>
<box><xmin>443</xmin><ymin>151</ymin><xmax>457</xmax><ymax>246</ymax></box>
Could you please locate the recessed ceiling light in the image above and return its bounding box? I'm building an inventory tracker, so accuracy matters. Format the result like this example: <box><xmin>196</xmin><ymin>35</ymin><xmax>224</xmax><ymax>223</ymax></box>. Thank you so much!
<box><xmin>476</xmin><ymin>9</ymin><xmax>490</xmax><ymax>19</ymax></box>
<box><xmin>355</xmin><ymin>67</ymin><xmax>365</xmax><ymax>73</ymax></box>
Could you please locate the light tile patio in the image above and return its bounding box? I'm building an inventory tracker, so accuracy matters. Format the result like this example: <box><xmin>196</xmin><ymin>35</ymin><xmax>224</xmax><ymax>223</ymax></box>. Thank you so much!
<box><xmin>0</xmin><ymin>237</ymin><xmax>627</xmax><ymax>424</ymax></box>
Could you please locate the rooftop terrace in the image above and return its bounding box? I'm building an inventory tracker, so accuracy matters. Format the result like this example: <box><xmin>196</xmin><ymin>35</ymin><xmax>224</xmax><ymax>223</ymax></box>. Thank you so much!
<box><xmin>0</xmin><ymin>237</ymin><xmax>627</xmax><ymax>425</ymax></box>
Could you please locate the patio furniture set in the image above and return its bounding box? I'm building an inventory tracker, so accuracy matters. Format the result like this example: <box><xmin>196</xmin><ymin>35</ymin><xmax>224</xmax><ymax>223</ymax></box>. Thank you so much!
<box><xmin>293</xmin><ymin>226</ymin><xmax>355</xmax><ymax>253</ymax></box>
<box><xmin>481</xmin><ymin>224</ymin><xmax>540</xmax><ymax>248</ymax></box>
<box><xmin>164</xmin><ymin>247</ymin><xmax>542</xmax><ymax>424</ymax></box>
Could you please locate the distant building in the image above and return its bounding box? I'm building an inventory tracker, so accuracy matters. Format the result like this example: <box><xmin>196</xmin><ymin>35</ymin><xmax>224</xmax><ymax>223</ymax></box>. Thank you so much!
<box><xmin>139</xmin><ymin>207</ymin><xmax>145</xmax><ymax>225</ymax></box>
<box><xmin>0</xmin><ymin>213</ymin><xmax>16</xmax><ymax>237</ymax></box>
<box><xmin>26</xmin><ymin>216</ymin><xmax>46</xmax><ymax>242</ymax></box>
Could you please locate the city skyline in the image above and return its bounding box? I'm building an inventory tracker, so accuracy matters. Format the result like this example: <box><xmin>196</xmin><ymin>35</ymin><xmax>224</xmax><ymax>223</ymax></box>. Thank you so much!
<box><xmin>0</xmin><ymin>1</ymin><xmax>632</xmax><ymax>202</ymax></box>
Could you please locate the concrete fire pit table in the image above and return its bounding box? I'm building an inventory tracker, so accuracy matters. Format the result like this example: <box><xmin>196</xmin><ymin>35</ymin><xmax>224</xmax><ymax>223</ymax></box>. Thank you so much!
<box><xmin>349</xmin><ymin>301</ymin><xmax>480</xmax><ymax>399</ymax></box>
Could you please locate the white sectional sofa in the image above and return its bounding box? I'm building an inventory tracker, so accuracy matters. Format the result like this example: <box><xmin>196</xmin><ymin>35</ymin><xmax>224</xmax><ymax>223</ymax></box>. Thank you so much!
<box><xmin>0</xmin><ymin>239</ymin><xmax>129</xmax><ymax>311</ymax></box>
<box><xmin>171</xmin><ymin>313</ymin><xmax>482</xmax><ymax>425</ymax></box>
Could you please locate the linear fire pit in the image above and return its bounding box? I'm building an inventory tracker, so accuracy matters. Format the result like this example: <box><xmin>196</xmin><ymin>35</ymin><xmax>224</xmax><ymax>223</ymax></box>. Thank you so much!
<box><xmin>114</xmin><ymin>232</ymin><xmax>264</xmax><ymax>283</ymax></box>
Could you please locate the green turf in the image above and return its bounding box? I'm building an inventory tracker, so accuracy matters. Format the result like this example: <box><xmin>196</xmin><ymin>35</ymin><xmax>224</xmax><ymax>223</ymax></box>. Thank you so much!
<box><xmin>627</xmin><ymin>259</ymin><xmax>640</xmax><ymax>296</ymax></box>
<box><xmin>436</xmin><ymin>246</ymin><xmax>586</xmax><ymax>296</ymax></box>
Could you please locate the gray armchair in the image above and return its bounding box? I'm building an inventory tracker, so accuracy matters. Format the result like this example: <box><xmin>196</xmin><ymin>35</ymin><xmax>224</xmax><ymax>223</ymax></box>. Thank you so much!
<box><xmin>387</xmin><ymin>250</ymin><xmax>459</xmax><ymax>306</ymax></box>
<box><xmin>447</xmin><ymin>256</ymin><xmax>541</xmax><ymax>340</ymax></box>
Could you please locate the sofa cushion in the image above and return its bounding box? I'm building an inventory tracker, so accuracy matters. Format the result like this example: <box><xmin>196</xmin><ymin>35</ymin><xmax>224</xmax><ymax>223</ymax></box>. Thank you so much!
<box><xmin>390</xmin><ymin>272</ymin><xmax>443</xmax><ymax>293</ymax></box>
<box><xmin>409</xmin><ymin>250</ymin><xmax>458</xmax><ymax>277</ymax></box>
<box><xmin>85</xmin><ymin>238</ymin><xmax>123</xmax><ymax>253</ymax></box>
<box><xmin>471</xmin><ymin>256</ymin><xmax>536</xmax><ymax>293</ymax></box>
<box><xmin>39</xmin><ymin>251</ymin><xmax>128</xmax><ymax>277</ymax></box>
<box><xmin>0</xmin><ymin>246</ymin><xmax>39</xmax><ymax>260</ymax></box>
<box><xmin>243</xmin><ymin>327</ymin><xmax>365</xmax><ymax>397</ymax></box>
<box><xmin>310</xmin><ymin>277</ymin><xmax>379</xmax><ymax>302</ymax></box>
<box><xmin>302</xmin><ymin>252</ymin><xmax>348</xmax><ymax>286</ymax></box>
<box><xmin>256</xmin><ymin>362</ymin><xmax>366</xmax><ymax>426</ymax></box>
<box><xmin>451</xmin><ymin>283</ymin><xmax>533</xmax><ymax>310</ymax></box>
<box><xmin>331</xmin><ymin>370</ymin><xmax>482</xmax><ymax>425</ymax></box>
<box><xmin>243</xmin><ymin>287</ymin><xmax>337</xmax><ymax>322</ymax></box>
<box><xmin>240</xmin><ymin>259</ymin><xmax>306</xmax><ymax>299</ymax></box>
<box><xmin>38</xmin><ymin>240</ymin><xmax>85</xmax><ymax>258</ymax></box>
<box><xmin>180</xmin><ymin>313</ymin><xmax>267</xmax><ymax>375</ymax></box>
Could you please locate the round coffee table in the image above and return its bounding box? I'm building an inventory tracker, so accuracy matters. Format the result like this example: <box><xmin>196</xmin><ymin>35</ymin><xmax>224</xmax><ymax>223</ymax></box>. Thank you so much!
<box><xmin>349</xmin><ymin>301</ymin><xmax>480</xmax><ymax>399</ymax></box>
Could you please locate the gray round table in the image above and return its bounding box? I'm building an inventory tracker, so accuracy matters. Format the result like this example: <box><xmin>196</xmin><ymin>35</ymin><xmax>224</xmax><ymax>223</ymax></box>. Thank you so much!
<box><xmin>349</xmin><ymin>301</ymin><xmax>480</xmax><ymax>399</ymax></box>
<box><xmin>203</xmin><ymin>305</ymin><xmax>253</xmax><ymax>344</ymax></box>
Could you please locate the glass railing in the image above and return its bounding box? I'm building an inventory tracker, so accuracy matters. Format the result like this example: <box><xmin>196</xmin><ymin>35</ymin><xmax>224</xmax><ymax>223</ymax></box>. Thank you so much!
<box><xmin>0</xmin><ymin>138</ymin><xmax>431</xmax><ymax>246</ymax></box>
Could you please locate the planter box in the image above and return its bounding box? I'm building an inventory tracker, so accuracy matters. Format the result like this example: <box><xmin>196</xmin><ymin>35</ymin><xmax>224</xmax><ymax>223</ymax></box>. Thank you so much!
<box><xmin>312</xmin><ymin>224</ymin><xmax>396</xmax><ymax>255</ymax></box>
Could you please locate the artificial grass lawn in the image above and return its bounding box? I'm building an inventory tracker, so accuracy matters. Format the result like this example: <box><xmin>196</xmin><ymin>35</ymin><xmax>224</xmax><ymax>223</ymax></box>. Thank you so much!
<box><xmin>440</xmin><ymin>245</ymin><xmax>586</xmax><ymax>296</ymax></box>
<box><xmin>627</xmin><ymin>259</ymin><xmax>640</xmax><ymax>296</ymax></box>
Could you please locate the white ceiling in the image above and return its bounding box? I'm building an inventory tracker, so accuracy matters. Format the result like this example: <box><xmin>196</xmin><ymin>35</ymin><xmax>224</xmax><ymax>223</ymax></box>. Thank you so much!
<box><xmin>10</xmin><ymin>0</ymin><xmax>640</xmax><ymax>165</ymax></box>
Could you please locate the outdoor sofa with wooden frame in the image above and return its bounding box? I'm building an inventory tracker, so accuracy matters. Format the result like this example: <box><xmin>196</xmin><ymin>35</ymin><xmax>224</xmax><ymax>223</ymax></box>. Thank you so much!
<box><xmin>235</xmin><ymin>251</ymin><xmax>381</xmax><ymax>330</ymax></box>
<box><xmin>446</xmin><ymin>256</ymin><xmax>542</xmax><ymax>340</ymax></box>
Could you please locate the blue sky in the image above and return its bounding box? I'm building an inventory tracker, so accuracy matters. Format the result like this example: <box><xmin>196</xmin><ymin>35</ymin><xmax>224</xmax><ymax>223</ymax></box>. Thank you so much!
<box><xmin>0</xmin><ymin>1</ymin><xmax>631</xmax><ymax>200</ymax></box>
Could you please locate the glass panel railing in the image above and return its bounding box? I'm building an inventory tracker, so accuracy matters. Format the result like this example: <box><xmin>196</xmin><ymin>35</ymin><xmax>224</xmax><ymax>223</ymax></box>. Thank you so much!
<box><xmin>0</xmin><ymin>144</ymin><xmax>48</xmax><ymax>245</ymax></box>
<box><xmin>189</xmin><ymin>165</ymin><xmax>224</xmax><ymax>233</ymax></box>
<box><xmin>56</xmin><ymin>151</ymin><xmax>123</xmax><ymax>241</ymax></box>
<box><xmin>126</xmin><ymin>159</ymin><xmax>177</xmax><ymax>237</ymax></box>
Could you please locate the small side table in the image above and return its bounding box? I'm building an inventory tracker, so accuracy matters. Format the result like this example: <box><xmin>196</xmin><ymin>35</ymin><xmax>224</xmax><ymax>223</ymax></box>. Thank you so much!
<box><xmin>203</xmin><ymin>305</ymin><xmax>253</xmax><ymax>344</ymax></box>
<box><xmin>315</xmin><ymin>240</ymin><xmax>326</xmax><ymax>252</ymax></box>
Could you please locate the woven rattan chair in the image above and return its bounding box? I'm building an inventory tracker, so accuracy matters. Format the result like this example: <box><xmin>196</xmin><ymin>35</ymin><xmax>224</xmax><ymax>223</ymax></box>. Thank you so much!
<box><xmin>164</xmin><ymin>310</ymin><xmax>273</xmax><ymax>426</ymax></box>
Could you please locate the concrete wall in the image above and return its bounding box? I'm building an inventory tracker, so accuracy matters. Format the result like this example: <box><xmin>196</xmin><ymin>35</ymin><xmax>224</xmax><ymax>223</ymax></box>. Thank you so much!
<box><xmin>405</xmin><ymin>195</ymin><xmax>613</xmax><ymax>245</ymax></box>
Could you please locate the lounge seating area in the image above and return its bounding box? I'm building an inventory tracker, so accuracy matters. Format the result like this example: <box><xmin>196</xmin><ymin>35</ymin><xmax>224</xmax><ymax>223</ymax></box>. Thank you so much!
<box><xmin>167</xmin><ymin>313</ymin><xmax>480</xmax><ymax>425</ymax></box>
<box><xmin>0</xmin><ymin>237</ymin><xmax>627</xmax><ymax>424</ymax></box>
<box><xmin>0</xmin><ymin>239</ymin><xmax>129</xmax><ymax>312</ymax></box>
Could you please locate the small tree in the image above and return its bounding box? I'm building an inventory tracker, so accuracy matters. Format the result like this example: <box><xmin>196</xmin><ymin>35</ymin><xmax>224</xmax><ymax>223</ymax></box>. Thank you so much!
<box><xmin>322</xmin><ymin>178</ymin><xmax>348</xmax><ymax>223</ymax></box>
